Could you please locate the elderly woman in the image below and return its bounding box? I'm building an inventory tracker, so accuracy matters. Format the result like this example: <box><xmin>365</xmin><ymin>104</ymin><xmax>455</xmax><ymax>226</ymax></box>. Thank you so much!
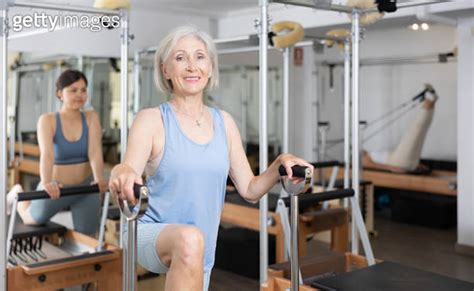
<box><xmin>109</xmin><ymin>26</ymin><xmax>313</xmax><ymax>290</ymax></box>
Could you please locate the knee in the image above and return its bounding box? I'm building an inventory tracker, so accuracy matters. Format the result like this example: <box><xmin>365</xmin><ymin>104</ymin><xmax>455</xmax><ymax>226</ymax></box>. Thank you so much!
<box><xmin>19</xmin><ymin>205</ymin><xmax>42</xmax><ymax>225</ymax></box>
<box><xmin>173</xmin><ymin>226</ymin><xmax>204</xmax><ymax>267</ymax></box>
<box><xmin>28</xmin><ymin>211</ymin><xmax>48</xmax><ymax>225</ymax></box>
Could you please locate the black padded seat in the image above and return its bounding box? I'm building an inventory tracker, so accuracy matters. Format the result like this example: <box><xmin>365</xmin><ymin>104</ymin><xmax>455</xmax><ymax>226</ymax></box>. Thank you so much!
<box><xmin>225</xmin><ymin>191</ymin><xmax>279</xmax><ymax>211</ymax></box>
<box><xmin>310</xmin><ymin>261</ymin><xmax>474</xmax><ymax>291</ymax></box>
<box><xmin>12</xmin><ymin>220</ymin><xmax>67</xmax><ymax>240</ymax></box>
<box><xmin>333</xmin><ymin>179</ymin><xmax>373</xmax><ymax>188</ymax></box>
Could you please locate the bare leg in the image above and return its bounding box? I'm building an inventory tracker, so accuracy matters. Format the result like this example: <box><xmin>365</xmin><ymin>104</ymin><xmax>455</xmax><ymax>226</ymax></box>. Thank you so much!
<box><xmin>156</xmin><ymin>225</ymin><xmax>205</xmax><ymax>291</ymax></box>
<box><xmin>362</xmin><ymin>150</ymin><xmax>406</xmax><ymax>173</ymax></box>
<box><xmin>386</xmin><ymin>98</ymin><xmax>436</xmax><ymax>171</ymax></box>
<box><xmin>17</xmin><ymin>201</ymin><xmax>38</xmax><ymax>224</ymax></box>
<box><xmin>362</xmin><ymin>93</ymin><xmax>437</xmax><ymax>173</ymax></box>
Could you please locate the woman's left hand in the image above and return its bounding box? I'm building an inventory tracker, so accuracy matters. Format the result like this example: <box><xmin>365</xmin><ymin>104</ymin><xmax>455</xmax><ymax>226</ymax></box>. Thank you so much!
<box><xmin>92</xmin><ymin>178</ymin><xmax>109</xmax><ymax>194</ymax></box>
<box><xmin>278</xmin><ymin>153</ymin><xmax>314</xmax><ymax>182</ymax></box>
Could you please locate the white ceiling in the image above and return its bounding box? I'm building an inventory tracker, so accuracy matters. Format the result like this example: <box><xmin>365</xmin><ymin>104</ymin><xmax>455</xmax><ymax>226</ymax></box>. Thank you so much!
<box><xmin>133</xmin><ymin>0</ymin><xmax>258</xmax><ymax>15</ymax></box>
<box><xmin>23</xmin><ymin>0</ymin><xmax>259</xmax><ymax>17</ymax></box>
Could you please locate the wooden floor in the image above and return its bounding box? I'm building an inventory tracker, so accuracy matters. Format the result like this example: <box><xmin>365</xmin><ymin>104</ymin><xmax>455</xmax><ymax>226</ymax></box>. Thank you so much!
<box><xmin>370</xmin><ymin>216</ymin><xmax>474</xmax><ymax>284</ymax></box>
<box><xmin>138</xmin><ymin>216</ymin><xmax>474</xmax><ymax>290</ymax></box>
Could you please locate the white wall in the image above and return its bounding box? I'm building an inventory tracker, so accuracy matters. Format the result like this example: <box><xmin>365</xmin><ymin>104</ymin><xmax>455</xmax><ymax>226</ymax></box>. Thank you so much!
<box><xmin>289</xmin><ymin>45</ymin><xmax>317</xmax><ymax>160</ymax></box>
<box><xmin>456</xmin><ymin>16</ymin><xmax>474</xmax><ymax>250</ymax></box>
<box><xmin>319</xmin><ymin>25</ymin><xmax>457</xmax><ymax>161</ymax></box>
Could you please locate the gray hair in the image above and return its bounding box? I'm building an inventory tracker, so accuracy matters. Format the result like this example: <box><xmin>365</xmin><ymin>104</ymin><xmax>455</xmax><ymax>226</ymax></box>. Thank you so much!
<box><xmin>154</xmin><ymin>25</ymin><xmax>219</xmax><ymax>94</ymax></box>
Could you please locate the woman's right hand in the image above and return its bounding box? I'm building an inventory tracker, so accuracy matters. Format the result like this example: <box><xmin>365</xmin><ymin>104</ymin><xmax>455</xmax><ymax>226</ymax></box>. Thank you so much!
<box><xmin>43</xmin><ymin>181</ymin><xmax>62</xmax><ymax>199</ymax></box>
<box><xmin>109</xmin><ymin>164</ymin><xmax>143</xmax><ymax>205</ymax></box>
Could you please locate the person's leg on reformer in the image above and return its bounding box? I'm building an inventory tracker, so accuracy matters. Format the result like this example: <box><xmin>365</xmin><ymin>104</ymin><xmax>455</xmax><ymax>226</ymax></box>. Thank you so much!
<box><xmin>137</xmin><ymin>223</ymin><xmax>206</xmax><ymax>291</ymax></box>
<box><xmin>363</xmin><ymin>89</ymin><xmax>438</xmax><ymax>173</ymax></box>
<box><xmin>386</xmin><ymin>96</ymin><xmax>436</xmax><ymax>171</ymax></box>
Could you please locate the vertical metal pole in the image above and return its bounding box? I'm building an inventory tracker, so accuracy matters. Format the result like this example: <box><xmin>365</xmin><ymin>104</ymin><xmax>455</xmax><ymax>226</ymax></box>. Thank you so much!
<box><xmin>87</xmin><ymin>61</ymin><xmax>95</xmax><ymax>109</ymax></box>
<box><xmin>133</xmin><ymin>51</ymin><xmax>140</xmax><ymax>117</ymax></box>
<box><xmin>8</xmin><ymin>70</ymin><xmax>18</xmax><ymax>163</ymax></box>
<box><xmin>97</xmin><ymin>192</ymin><xmax>110</xmax><ymax>251</ymax></box>
<box><xmin>53</xmin><ymin>63</ymin><xmax>61</xmax><ymax>111</ymax></box>
<box><xmin>290</xmin><ymin>195</ymin><xmax>299</xmax><ymax>291</ymax></box>
<box><xmin>77</xmin><ymin>55</ymin><xmax>84</xmax><ymax>72</ymax></box>
<box><xmin>313</xmin><ymin>49</ymin><xmax>322</xmax><ymax>180</ymax></box>
<box><xmin>120</xmin><ymin>9</ymin><xmax>130</xmax><ymax>290</ymax></box>
<box><xmin>282</xmin><ymin>48</ymin><xmax>290</xmax><ymax>154</ymax></box>
<box><xmin>349</xmin><ymin>12</ymin><xmax>374</xmax><ymax>265</ymax></box>
<box><xmin>240</xmin><ymin>67</ymin><xmax>248</xmax><ymax>145</ymax></box>
<box><xmin>127</xmin><ymin>219</ymin><xmax>137</xmax><ymax>291</ymax></box>
<box><xmin>343</xmin><ymin>40</ymin><xmax>350</xmax><ymax>208</ymax></box>
<box><xmin>351</xmin><ymin>11</ymin><xmax>360</xmax><ymax>254</ymax></box>
<box><xmin>6</xmin><ymin>199</ymin><xmax>17</xmax><ymax>257</ymax></box>
<box><xmin>258</xmin><ymin>0</ymin><xmax>269</xmax><ymax>285</ymax></box>
<box><xmin>120</xmin><ymin>9</ymin><xmax>129</xmax><ymax>158</ymax></box>
<box><xmin>1</xmin><ymin>6</ymin><xmax>8</xmax><ymax>290</ymax></box>
<box><xmin>282</xmin><ymin>47</ymin><xmax>290</xmax><ymax>260</ymax></box>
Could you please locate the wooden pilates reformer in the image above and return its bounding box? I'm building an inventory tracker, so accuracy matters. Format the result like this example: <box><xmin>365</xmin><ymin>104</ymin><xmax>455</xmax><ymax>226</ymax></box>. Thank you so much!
<box><xmin>221</xmin><ymin>192</ymin><xmax>349</xmax><ymax>263</ymax></box>
<box><xmin>9</xmin><ymin>142</ymin><xmax>41</xmax><ymax>185</ymax></box>
<box><xmin>324</xmin><ymin>167</ymin><xmax>457</xmax><ymax>196</ymax></box>
<box><xmin>220</xmin><ymin>161</ymin><xmax>350</xmax><ymax>263</ymax></box>
<box><xmin>363</xmin><ymin>168</ymin><xmax>457</xmax><ymax>196</ymax></box>
<box><xmin>7</xmin><ymin>185</ymin><xmax>122</xmax><ymax>290</ymax></box>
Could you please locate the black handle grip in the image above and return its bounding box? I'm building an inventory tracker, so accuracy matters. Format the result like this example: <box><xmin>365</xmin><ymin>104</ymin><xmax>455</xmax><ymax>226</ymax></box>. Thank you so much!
<box><xmin>311</xmin><ymin>161</ymin><xmax>343</xmax><ymax>168</ymax></box>
<box><xmin>19</xmin><ymin>183</ymin><xmax>145</xmax><ymax>202</ymax></box>
<box><xmin>281</xmin><ymin>188</ymin><xmax>354</xmax><ymax>207</ymax></box>
<box><xmin>18</xmin><ymin>185</ymin><xmax>100</xmax><ymax>202</ymax></box>
<box><xmin>278</xmin><ymin>165</ymin><xmax>308</xmax><ymax>178</ymax></box>
<box><xmin>412</xmin><ymin>87</ymin><xmax>430</xmax><ymax>101</ymax></box>
<box><xmin>133</xmin><ymin>183</ymin><xmax>143</xmax><ymax>199</ymax></box>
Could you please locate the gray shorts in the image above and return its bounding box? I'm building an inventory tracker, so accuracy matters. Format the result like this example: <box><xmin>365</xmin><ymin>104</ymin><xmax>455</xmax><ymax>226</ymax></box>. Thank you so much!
<box><xmin>136</xmin><ymin>223</ymin><xmax>211</xmax><ymax>291</ymax></box>
<box><xmin>30</xmin><ymin>176</ymin><xmax>100</xmax><ymax>235</ymax></box>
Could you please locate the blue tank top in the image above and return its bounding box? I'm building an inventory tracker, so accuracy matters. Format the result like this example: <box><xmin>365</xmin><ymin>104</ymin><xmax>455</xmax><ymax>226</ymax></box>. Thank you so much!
<box><xmin>139</xmin><ymin>102</ymin><xmax>229</xmax><ymax>272</ymax></box>
<box><xmin>54</xmin><ymin>111</ymin><xmax>89</xmax><ymax>165</ymax></box>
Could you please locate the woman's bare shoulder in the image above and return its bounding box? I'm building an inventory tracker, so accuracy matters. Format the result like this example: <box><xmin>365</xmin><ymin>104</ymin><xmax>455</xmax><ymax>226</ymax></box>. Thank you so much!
<box><xmin>219</xmin><ymin>109</ymin><xmax>239</xmax><ymax>134</ymax></box>
<box><xmin>38</xmin><ymin>112</ymin><xmax>56</xmax><ymax>125</ymax></box>
<box><xmin>132</xmin><ymin>107</ymin><xmax>164</xmax><ymax>133</ymax></box>
<box><xmin>136</xmin><ymin>106</ymin><xmax>161</xmax><ymax>121</ymax></box>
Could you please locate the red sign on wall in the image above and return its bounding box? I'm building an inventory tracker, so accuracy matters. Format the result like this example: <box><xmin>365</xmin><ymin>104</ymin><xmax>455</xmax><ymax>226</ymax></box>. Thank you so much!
<box><xmin>294</xmin><ymin>47</ymin><xmax>303</xmax><ymax>66</ymax></box>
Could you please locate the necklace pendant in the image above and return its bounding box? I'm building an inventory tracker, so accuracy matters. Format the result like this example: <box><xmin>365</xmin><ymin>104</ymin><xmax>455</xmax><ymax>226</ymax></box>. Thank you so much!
<box><xmin>196</xmin><ymin>120</ymin><xmax>201</xmax><ymax>127</ymax></box>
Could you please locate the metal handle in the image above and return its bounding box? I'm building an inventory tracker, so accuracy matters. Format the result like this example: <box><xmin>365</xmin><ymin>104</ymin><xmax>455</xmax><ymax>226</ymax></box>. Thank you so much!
<box><xmin>117</xmin><ymin>184</ymin><xmax>149</xmax><ymax>221</ymax></box>
<box><xmin>279</xmin><ymin>165</ymin><xmax>313</xmax><ymax>198</ymax></box>
<box><xmin>117</xmin><ymin>184</ymin><xmax>149</xmax><ymax>291</ymax></box>
<box><xmin>278</xmin><ymin>165</ymin><xmax>312</xmax><ymax>291</ymax></box>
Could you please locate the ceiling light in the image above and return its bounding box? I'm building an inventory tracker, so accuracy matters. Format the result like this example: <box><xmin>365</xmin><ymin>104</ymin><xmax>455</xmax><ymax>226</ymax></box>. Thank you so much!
<box><xmin>410</xmin><ymin>23</ymin><xmax>419</xmax><ymax>31</ymax></box>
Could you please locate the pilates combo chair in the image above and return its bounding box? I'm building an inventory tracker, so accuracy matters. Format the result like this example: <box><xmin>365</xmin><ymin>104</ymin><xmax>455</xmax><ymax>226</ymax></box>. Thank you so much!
<box><xmin>263</xmin><ymin>165</ymin><xmax>474</xmax><ymax>291</ymax></box>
